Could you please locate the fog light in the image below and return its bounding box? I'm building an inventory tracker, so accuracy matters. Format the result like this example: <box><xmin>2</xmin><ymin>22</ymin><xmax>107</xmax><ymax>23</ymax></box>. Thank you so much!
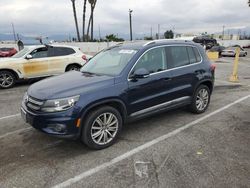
<box><xmin>47</xmin><ymin>124</ymin><xmax>66</xmax><ymax>133</ymax></box>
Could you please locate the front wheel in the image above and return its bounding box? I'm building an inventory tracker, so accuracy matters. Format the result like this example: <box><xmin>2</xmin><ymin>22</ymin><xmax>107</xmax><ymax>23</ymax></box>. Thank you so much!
<box><xmin>66</xmin><ymin>64</ymin><xmax>81</xmax><ymax>72</ymax></box>
<box><xmin>81</xmin><ymin>106</ymin><xmax>123</xmax><ymax>150</ymax></box>
<box><xmin>0</xmin><ymin>71</ymin><xmax>16</xmax><ymax>89</ymax></box>
<box><xmin>189</xmin><ymin>85</ymin><xmax>211</xmax><ymax>114</ymax></box>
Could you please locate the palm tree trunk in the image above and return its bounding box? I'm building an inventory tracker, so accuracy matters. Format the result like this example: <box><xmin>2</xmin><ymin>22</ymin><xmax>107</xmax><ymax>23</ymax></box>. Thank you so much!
<box><xmin>86</xmin><ymin>14</ymin><xmax>92</xmax><ymax>42</ymax></box>
<box><xmin>91</xmin><ymin>6</ymin><xmax>94</xmax><ymax>41</ymax></box>
<box><xmin>71</xmin><ymin>0</ymin><xmax>81</xmax><ymax>42</ymax></box>
<box><xmin>82</xmin><ymin>0</ymin><xmax>87</xmax><ymax>41</ymax></box>
<box><xmin>86</xmin><ymin>0</ymin><xmax>97</xmax><ymax>42</ymax></box>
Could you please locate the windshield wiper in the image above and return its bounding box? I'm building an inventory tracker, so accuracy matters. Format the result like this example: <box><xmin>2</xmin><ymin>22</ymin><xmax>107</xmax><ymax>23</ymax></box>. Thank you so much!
<box><xmin>81</xmin><ymin>71</ymin><xmax>94</xmax><ymax>74</ymax></box>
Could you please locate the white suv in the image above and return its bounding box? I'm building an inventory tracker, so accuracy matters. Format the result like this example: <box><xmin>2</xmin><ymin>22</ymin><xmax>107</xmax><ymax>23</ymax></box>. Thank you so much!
<box><xmin>0</xmin><ymin>44</ymin><xmax>92</xmax><ymax>88</ymax></box>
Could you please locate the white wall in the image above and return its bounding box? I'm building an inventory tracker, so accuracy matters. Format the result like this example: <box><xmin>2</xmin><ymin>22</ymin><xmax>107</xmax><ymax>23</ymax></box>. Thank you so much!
<box><xmin>1</xmin><ymin>40</ymin><xmax>250</xmax><ymax>54</ymax></box>
<box><xmin>0</xmin><ymin>42</ymin><xmax>120</xmax><ymax>55</ymax></box>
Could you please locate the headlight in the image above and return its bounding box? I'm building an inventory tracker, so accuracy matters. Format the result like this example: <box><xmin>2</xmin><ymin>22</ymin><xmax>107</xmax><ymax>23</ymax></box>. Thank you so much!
<box><xmin>41</xmin><ymin>95</ymin><xmax>80</xmax><ymax>112</ymax></box>
<box><xmin>23</xmin><ymin>92</ymin><xmax>28</xmax><ymax>103</ymax></box>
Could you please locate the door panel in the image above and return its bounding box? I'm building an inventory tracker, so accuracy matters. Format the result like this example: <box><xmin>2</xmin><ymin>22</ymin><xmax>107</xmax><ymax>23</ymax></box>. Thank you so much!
<box><xmin>48</xmin><ymin>57</ymin><xmax>68</xmax><ymax>74</ymax></box>
<box><xmin>22</xmin><ymin>47</ymin><xmax>50</xmax><ymax>78</ymax></box>
<box><xmin>47</xmin><ymin>47</ymin><xmax>73</xmax><ymax>74</ymax></box>
<box><xmin>127</xmin><ymin>47</ymin><xmax>175</xmax><ymax>115</ymax></box>
<box><xmin>23</xmin><ymin>58</ymin><xmax>49</xmax><ymax>78</ymax></box>
<box><xmin>128</xmin><ymin>71</ymin><xmax>173</xmax><ymax>115</ymax></box>
<box><xmin>166</xmin><ymin>46</ymin><xmax>202</xmax><ymax>99</ymax></box>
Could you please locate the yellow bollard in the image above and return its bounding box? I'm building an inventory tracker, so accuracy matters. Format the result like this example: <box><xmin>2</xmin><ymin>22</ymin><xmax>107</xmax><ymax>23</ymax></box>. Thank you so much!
<box><xmin>229</xmin><ymin>47</ymin><xmax>240</xmax><ymax>82</ymax></box>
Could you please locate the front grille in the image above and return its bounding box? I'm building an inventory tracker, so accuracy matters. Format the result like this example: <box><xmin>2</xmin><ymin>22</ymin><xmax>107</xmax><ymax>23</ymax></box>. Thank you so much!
<box><xmin>27</xmin><ymin>96</ymin><xmax>44</xmax><ymax>111</ymax></box>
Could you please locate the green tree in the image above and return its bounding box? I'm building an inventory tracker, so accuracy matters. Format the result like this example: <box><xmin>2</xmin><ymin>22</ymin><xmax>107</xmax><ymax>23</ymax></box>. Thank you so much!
<box><xmin>164</xmin><ymin>30</ymin><xmax>174</xmax><ymax>39</ymax></box>
<box><xmin>144</xmin><ymin>36</ymin><xmax>153</xmax><ymax>40</ymax></box>
<box><xmin>105</xmin><ymin>34</ymin><xmax>124</xmax><ymax>42</ymax></box>
<box><xmin>71</xmin><ymin>0</ymin><xmax>81</xmax><ymax>42</ymax></box>
<box><xmin>82</xmin><ymin>0</ymin><xmax>87</xmax><ymax>41</ymax></box>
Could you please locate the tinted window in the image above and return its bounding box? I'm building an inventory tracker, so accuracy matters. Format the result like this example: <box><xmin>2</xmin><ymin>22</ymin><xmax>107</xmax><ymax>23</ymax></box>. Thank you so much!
<box><xmin>168</xmin><ymin>46</ymin><xmax>189</xmax><ymax>68</ymax></box>
<box><xmin>49</xmin><ymin>47</ymin><xmax>75</xmax><ymax>57</ymax></box>
<box><xmin>30</xmin><ymin>47</ymin><xmax>48</xmax><ymax>59</ymax></box>
<box><xmin>133</xmin><ymin>47</ymin><xmax>167</xmax><ymax>74</ymax></box>
<box><xmin>193</xmin><ymin>47</ymin><xmax>201</xmax><ymax>62</ymax></box>
<box><xmin>187</xmin><ymin>47</ymin><xmax>197</xmax><ymax>64</ymax></box>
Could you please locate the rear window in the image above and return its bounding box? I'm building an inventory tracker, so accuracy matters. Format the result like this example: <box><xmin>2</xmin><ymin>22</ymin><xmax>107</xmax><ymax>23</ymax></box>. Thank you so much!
<box><xmin>49</xmin><ymin>47</ymin><xmax>76</xmax><ymax>57</ymax></box>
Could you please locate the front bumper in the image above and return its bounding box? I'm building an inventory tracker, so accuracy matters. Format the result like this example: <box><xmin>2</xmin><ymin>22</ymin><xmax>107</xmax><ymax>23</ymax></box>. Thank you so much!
<box><xmin>21</xmin><ymin>102</ymin><xmax>81</xmax><ymax>139</ymax></box>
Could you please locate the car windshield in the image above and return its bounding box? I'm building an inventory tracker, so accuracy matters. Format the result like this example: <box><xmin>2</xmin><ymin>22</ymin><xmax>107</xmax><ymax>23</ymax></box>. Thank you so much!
<box><xmin>12</xmin><ymin>47</ymin><xmax>30</xmax><ymax>58</ymax></box>
<box><xmin>81</xmin><ymin>47</ymin><xmax>138</xmax><ymax>76</ymax></box>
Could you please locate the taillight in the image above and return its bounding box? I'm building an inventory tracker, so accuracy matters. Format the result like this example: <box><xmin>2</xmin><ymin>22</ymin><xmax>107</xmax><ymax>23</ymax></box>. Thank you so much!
<box><xmin>210</xmin><ymin>63</ymin><xmax>216</xmax><ymax>71</ymax></box>
<box><xmin>82</xmin><ymin>55</ymin><xmax>87</xmax><ymax>61</ymax></box>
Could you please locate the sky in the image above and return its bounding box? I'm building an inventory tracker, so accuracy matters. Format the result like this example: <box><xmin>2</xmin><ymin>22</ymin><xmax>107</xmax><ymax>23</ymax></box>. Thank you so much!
<box><xmin>0</xmin><ymin>0</ymin><xmax>250</xmax><ymax>39</ymax></box>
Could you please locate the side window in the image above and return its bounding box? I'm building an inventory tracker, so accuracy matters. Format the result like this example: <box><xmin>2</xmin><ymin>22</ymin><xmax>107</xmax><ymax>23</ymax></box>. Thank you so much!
<box><xmin>49</xmin><ymin>47</ymin><xmax>75</xmax><ymax>57</ymax></box>
<box><xmin>30</xmin><ymin>47</ymin><xmax>48</xmax><ymax>59</ymax></box>
<box><xmin>168</xmin><ymin>46</ymin><xmax>189</xmax><ymax>68</ymax></box>
<box><xmin>193</xmin><ymin>47</ymin><xmax>201</xmax><ymax>62</ymax></box>
<box><xmin>187</xmin><ymin>47</ymin><xmax>197</xmax><ymax>64</ymax></box>
<box><xmin>133</xmin><ymin>47</ymin><xmax>167</xmax><ymax>74</ymax></box>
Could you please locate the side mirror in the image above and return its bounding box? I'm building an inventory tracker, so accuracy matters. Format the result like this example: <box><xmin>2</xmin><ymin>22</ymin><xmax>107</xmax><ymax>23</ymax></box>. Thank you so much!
<box><xmin>25</xmin><ymin>54</ymin><xmax>33</xmax><ymax>60</ymax></box>
<box><xmin>131</xmin><ymin>68</ymin><xmax>150</xmax><ymax>80</ymax></box>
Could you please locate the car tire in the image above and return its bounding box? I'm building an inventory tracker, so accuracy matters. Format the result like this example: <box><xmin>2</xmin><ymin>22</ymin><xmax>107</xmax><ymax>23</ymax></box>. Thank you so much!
<box><xmin>189</xmin><ymin>85</ymin><xmax>211</xmax><ymax>114</ymax></box>
<box><xmin>0</xmin><ymin>70</ymin><xmax>16</xmax><ymax>89</ymax></box>
<box><xmin>81</xmin><ymin>106</ymin><xmax>123</xmax><ymax>150</ymax></box>
<box><xmin>66</xmin><ymin>64</ymin><xmax>81</xmax><ymax>72</ymax></box>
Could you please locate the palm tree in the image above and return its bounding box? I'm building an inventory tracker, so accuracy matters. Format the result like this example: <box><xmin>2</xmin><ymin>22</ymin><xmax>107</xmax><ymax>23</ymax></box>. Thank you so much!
<box><xmin>71</xmin><ymin>0</ymin><xmax>81</xmax><ymax>42</ymax></box>
<box><xmin>82</xmin><ymin>0</ymin><xmax>87</xmax><ymax>41</ymax></box>
<box><xmin>87</xmin><ymin>0</ymin><xmax>97</xmax><ymax>41</ymax></box>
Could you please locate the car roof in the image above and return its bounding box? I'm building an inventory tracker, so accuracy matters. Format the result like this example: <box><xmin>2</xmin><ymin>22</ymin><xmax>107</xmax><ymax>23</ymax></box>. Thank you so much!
<box><xmin>115</xmin><ymin>39</ymin><xmax>197</xmax><ymax>50</ymax></box>
<box><xmin>24</xmin><ymin>44</ymin><xmax>80</xmax><ymax>50</ymax></box>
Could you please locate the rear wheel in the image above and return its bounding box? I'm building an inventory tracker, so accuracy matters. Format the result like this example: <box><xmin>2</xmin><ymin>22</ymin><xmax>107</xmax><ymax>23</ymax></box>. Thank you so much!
<box><xmin>0</xmin><ymin>71</ymin><xmax>16</xmax><ymax>89</ymax></box>
<box><xmin>189</xmin><ymin>85</ymin><xmax>211</xmax><ymax>114</ymax></box>
<box><xmin>81</xmin><ymin>106</ymin><xmax>123</xmax><ymax>150</ymax></box>
<box><xmin>66</xmin><ymin>64</ymin><xmax>81</xmax><ymax>72</ymax></box>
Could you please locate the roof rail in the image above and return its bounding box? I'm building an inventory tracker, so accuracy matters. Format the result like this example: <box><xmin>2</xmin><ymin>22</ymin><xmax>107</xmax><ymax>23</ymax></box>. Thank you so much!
<box><xmin>143</xmin><ymin>39</ymin><xmax>193</xmax><ymax>46</ymax></box>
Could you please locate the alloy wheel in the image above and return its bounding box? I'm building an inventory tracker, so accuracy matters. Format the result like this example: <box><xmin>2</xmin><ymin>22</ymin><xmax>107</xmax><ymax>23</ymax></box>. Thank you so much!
<box><xmin>196</xmin><ymin>88</ymin><xmax>209</xmax><ymax>111</ymax></box>
<box><xmin>91</xmin><ymin>113</ymin><xmax>119</xmax><ymax>145</ymax></box>
<box><xmin>0</xmin><ymin>73</ymin><xmax>14</xmax><ymax>88</ymax></box>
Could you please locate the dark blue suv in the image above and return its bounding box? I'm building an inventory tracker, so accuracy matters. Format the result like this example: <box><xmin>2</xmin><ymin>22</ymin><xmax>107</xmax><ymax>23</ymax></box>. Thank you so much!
<box><xmin>21</xmin><ymin>40</ymin><xmax>215</xmax><ymax>149</ymax></box>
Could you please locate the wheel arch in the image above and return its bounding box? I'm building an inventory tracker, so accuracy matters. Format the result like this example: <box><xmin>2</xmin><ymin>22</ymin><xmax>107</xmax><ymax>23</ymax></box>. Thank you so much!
<box><xmin>194</xmin><ymin>79</ymin><xmax>214</xmax><ymax>94</ymax></box>
<box><xmin>79</xmin><ymin>98</ymin><xmax>128</xmax><ymax>128</ymax></box>
<box><xmin>0</xmin><ymin>68</ymin><xmax>19</xmax><ymax>80</ymax></box>
<box><xmin>65</xmin><ymin>63</ymin><xmax>82</xmax><ymax>72</ymax></box>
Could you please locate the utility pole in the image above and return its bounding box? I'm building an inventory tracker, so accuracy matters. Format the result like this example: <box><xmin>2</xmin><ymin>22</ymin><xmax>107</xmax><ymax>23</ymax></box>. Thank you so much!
<box><xmin>222</xmin><ymin>25</ymin><xmax>225</xmax><ymax>40</ymax></box>
<box><xmin>11</xmin><ymin>23</ymin><xmax>17</xmax><ymax>42</ymax></box>
<box><xmin>98</xmin><ymin>24</ymin><xmax>101</xmax><ymax>41</ymax></box>
<box><xmin>158</xmin><ymin>24</ymin><xmax>160</xmax><ymax>39</ymax></box>
<box><xmin>129</xmin><ymin>9</ymin><xmax>133</xmax><ymax>41</ymax></box>
<box><xmin>150</xmin><ymin>27</ymin><xmax>153</xmax><ymax>39</ymax></box>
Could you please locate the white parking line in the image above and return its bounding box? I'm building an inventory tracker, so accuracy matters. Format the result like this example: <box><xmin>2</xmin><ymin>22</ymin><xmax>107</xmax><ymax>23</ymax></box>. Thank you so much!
<box><xmin>0</xmin><ymin>127</ymin><xmax>32</xmax><ymax>140</ymax></box>
<box><xmin>52</xmin><ymin>94</ymin><xmax>250</xmax><ymax>188</ymax></box>
<box><xmin>0</xmin><ymin>113</ymin><xmax>20</xmax><ymax>121</ymax></box>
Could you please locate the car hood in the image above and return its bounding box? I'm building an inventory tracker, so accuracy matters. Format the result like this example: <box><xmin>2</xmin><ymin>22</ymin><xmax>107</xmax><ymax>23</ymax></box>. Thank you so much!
<box><xmin>0</xmin><ymin>57</ymin><xmax>20</xmax><ymax>63</ymax></box>
<box><xmin>28</xmin><ymin>71</ymin><xmax>115</xmax><ymax>100</ymax></box>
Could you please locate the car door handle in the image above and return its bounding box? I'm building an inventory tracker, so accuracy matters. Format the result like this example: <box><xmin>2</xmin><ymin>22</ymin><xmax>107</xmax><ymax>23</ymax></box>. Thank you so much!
<box><xmin>163</xmin><ymin>77</ymin><xmax>172</xmax><ymax>81</ymax></box>
<box><xmin>195</xmin><ymin>70</ymin><xmax>203</xmax><ymax>74</ymax></box>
